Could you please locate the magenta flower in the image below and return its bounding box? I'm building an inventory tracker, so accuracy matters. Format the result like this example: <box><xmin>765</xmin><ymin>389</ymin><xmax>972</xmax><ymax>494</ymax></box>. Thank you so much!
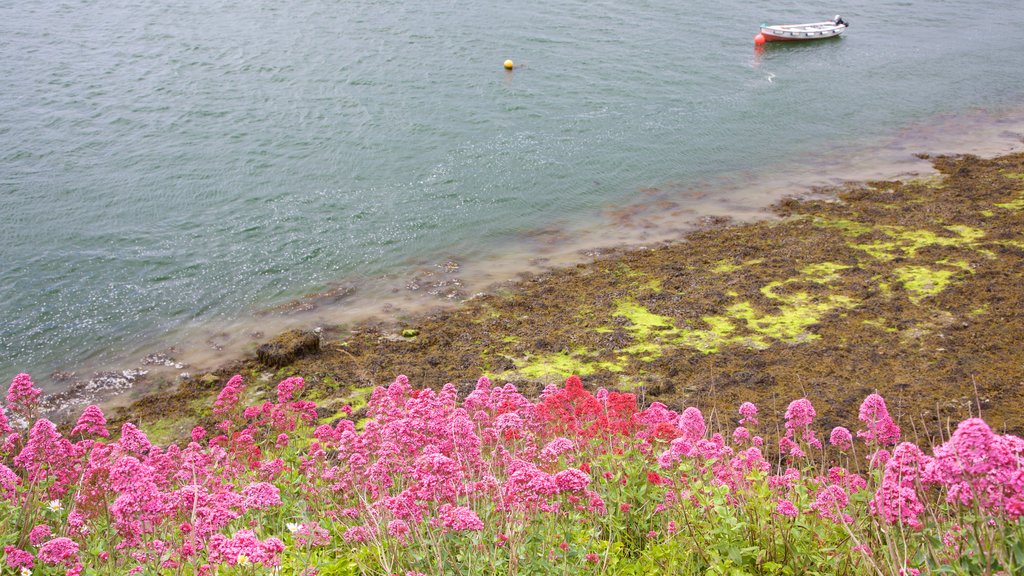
<box><xmin>436</xmin><ymin>504</ymin><xmax>484</xmax><ymax>532</ymax></box>
<box><xmin>276</xmin><ymin>376</ymin><xmax>305</xmax><ymax>404</ymax></box>
<box><xmin>71</xmin><ymin>405</ymin><xmax>109</xmax><ymax>438</ymax></box>
<box><xmin>0</xmin><ymin>463</ymin><xmax>18</xmax><ymax>501</ymax></box>
<box><xmin>857</xmin><ymin>393</ymin><xmax>901</xmax><ymax>446</ymax></box>
<box><xmin>241</xmin><ymin>482</ymin><xmax>282</xmax><ymax>510</ymax></box>
<box><xmin>829</xmin><ymin>426</ymin><xmax>853</xmax><ymax>451</ymax></box>
<box><xmin>775</xmin><ymin>500</ymin><xmax>799</xmax><ymax>517</ymax></box>
<box><xmin>37</xmin><ymin>537</ymin><xmax>79</xmax><ymax>566</ymax></box>
<box><xmin>679</xmin><ymin>407</ymin><xmax>706</xmax><ymax>441</ymax></box>
<box><xmin>3</xmin><ymin>546</ymin><xmax>34</xmax><ymax>570</ymax></box>
<box><xmin>554</xmin><ymin>468</ymin><xmax>592</xmax><ymax>492</ymax></box>
<box><xmin>342</xmin><ymin>525</ymin><xmax>373</xmax><ymax>543</ymax></box>
<box><xmin>13</xmin><ymin>419</ymin><xmax>70</xmax><ymax>482</ymax></box>
<box><xmin>213</xmin><ymin>374</ymin><xmax>245</xmax><ymax>416</ymax></box>
<box><xmin>870</xmin><ymin>442</ymin><xmax>927</xmax><ymax>528</ymax></box>
<box><xmin>924</xmin><ymin>418</ymin><xmax>1024</xmax><ymax>515</ymax></box>
<box><xmin>738</xmin><ymin>402</ymin><xmax>759</xmax><ymax>426</ymax></box>
<box><xmin>0</xmin><ymin>405</ymin><xmax>11</xmax><ymax>435</ymax></box>
<box><xmin>208</xmin><ymin>530</ymin><xmax>285</xmax><ymax>567</ymax></box>
<box><xmin>6</xmin><ymin>373</ymin><xmax>41</xmax><ymax>419</ymax></box>
<box><xmin>29</xmin><ymin>524</ymin><xmax>53</xmax><ymax>545</ymax></box>
<box><xmin>117</xmin><ymin>422</ymin><xmax>152</xmax><ymax>455</ymax></box>
<box><xmin>387</xmin><ymin>519</ymin><xmax>410</xmax><ymax>542</ymax></box>
<box><xmin>779</xmin><ymin>398</ymin><xmax>821</xmax><ymax>455</ymax></box>
<box><xmin>539</xmin><ymin>437</ymin><xmax>575</xmax><ymax>462</ymax></box>
<box><xmin>810</xmin><ymin>485</ymin><xmax>852</xmax><ymax>523</ymax></box>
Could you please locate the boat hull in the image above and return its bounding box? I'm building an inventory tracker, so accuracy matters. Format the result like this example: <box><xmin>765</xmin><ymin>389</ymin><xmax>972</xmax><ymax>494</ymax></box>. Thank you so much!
<box><xmin>760</xmin><ymin>21</ymin><xmax>846</xmax><ymax>42</ymax></box>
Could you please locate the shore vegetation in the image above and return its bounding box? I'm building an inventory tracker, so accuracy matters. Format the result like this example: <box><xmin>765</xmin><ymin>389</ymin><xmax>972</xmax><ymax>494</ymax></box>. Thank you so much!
<box><xmin>4</xmin><ymin>372</ymin><xmax>1024</xmax><ymax>575</ymax></box>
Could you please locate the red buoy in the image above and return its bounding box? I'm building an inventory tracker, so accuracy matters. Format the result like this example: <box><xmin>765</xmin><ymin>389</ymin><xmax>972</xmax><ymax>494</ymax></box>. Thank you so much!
<box><xmin>754</xmin><ymin>33</ymin><xmax>766</xmax><ymax>45</ymax></box>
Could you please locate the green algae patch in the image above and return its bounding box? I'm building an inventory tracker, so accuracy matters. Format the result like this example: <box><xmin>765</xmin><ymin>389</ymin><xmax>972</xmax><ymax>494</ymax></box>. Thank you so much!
<box><xmin>621</xmin><ymin>340</ymin><xmax>665</xmax><ymax>362</ymax></box>
<box><xmin>854</xmin><ymin>225</ymin><xmax>984</xmax><ymax>261</ymax></box>
<box><xmin>514</xmin><ymin>349</ymin><xmax>625</xmax><ymax>379</ymax></box>
<box><xmin>800</xmin><ymin>262</ymin><xmax>851</xmax><ymax>283</ymax></box>
<box><xmin>814</xmin><ymin>218</ymin><xmax>875</xmax><ymax>237</ymax></box>
<box><xmin>343</xmin><ymin>385</ymin><xmax>376</xmax><ymax>414</ymax></box>
<box><xmin>675</xmin><ymin>314</ymin><xmax>739</xmax><ymax>354</ymax></box>
<box><xmin>893</xmin><ymin>266</ymin><xmax>960</xmax><ymax>303</ymax></box>
<box><xmin>712</xmin><ymin>258</ymin><xmax>764</xmax><ymax>274</ymax></box>
<box><xmin>733</xmin><ymin>295</ymin><xmax>856</xmax><ymax>344</ymax></box>
<box><xmin>815</xmin><ymin>217</ymin><xmax>986</xmax><ymax>261</ymax></box>
<box><xmin>614</xmin><ymin>300</ymin><xmax>679</xmax><ymax>339</ymax></box>
<box><xmin>995</xmin><ymin>191</ymin><xmax>1024</xmax><ymax>210</ymax></box>
<box><xmin>863</xmin><ymin>318</ymin><xmax>898</xmax><ymax>333</ymax></box>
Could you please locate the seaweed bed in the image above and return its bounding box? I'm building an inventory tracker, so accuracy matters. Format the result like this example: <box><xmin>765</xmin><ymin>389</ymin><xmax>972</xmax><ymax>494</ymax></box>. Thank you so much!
<box><xmin>114</xmin><ymin>152</ymin><xmax>1024</xmax><ymax>445</ymax></box>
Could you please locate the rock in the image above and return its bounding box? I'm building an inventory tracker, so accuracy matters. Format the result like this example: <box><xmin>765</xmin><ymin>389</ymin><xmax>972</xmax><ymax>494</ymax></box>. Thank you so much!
<box><xmin>256</xmin><ymin>329</ymin><xmax>321</xmax><ymax>368</ymax></box>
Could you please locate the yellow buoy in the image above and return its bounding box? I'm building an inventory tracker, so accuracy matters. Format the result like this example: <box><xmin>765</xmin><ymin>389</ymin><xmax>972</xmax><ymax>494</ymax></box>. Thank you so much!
<box><xmin>503</xmin><ymin>59</ymin><xmax>514</xmax><ymax>70</ymax></box>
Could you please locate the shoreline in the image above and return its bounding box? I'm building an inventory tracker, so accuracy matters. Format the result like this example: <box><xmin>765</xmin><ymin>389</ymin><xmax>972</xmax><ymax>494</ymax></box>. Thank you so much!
<box><xmin>34</xmin><ymin>107</ymin><xmax>1024</xmax><ymax>426</ymax></box>
<box><xmin>94</xmin><ymin>144</ymin><xmax>1024</xmax><ymax>445</ymax></box>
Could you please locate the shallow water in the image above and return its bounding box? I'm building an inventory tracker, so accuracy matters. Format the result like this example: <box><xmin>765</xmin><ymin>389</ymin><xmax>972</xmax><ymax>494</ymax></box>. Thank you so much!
<box><xmin>2</xmin><ymin>0</ymin><xmax>1023</xmax><ymax>394</ymax></box>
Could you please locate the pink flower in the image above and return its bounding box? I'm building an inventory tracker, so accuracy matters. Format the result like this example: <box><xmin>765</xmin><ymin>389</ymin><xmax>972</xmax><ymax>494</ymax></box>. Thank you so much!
<box><xmin>117</xmin><ymin>423</ymin><xmax>151</xmax><ymax>455</ymax></box>
<box><xmin>783</xmin><ymin>398</ymin><xmax>821</xmax><ymax>450</ymax></box>
<box><xmin>924</xmin><ymin>418</ymin><xmax>1024</xmax><ymax>515</ymax></box>
<box><xmin>0</xmin><ymin>405</ymin><xmax>11</xmax><ymax>435</ymax></box>
<box><xmin>275</xmin><ymin>433</ymin><xmax>289</xmax><ymax>448</ymax></box>
<box><xmin>6</xmin><ymin>373</ymin><xmax>41</xmax><ymax>419</ymax></box>
<box><xmin>13</xmin><ymin>419</ymin><xmax>71</xmax><ymax>482</ymax></box>
<box><xmin>858</xmin><ymin>394</ymin><xmax>900</xmax><ymax>446</ymax></box>
<box><xmin>494</xmin><ymin>412</ymin><xmax>525</xmax><ymax>433</ymax></box>
<box><xmin>810</xmin><ymin>485</ymin><xmax>852</xmax><ymax>523</ymax></box>
<box><xmin>554</xmin><ymin>468</ymin><xmax>592</xmax><ymax>492</ymax></box>
<box><xmin>869</xmin><ymin>448</ymin><xmax>891</xmax><ymax>469</ymax></box>
<box><xmin>775</xmin><ymin>500</ymin><xmax>799</xmax><ymax>517</ymax></box>
<box><xmin>387</xmin><ymin>519</ymin><xmax>410</xmax><ymax>542</ymax></box>
<box><xmin>213</xmin><ymin>375</ymin><xmax>245</xmax><ymax>416</ymax></box>
<box><xmin>738</xmin><ymin>402</ymin><xmax>759</xmax><ymax>426</ymax></box>
<box><xmin>830</xmin><ymin>427</ymin><xmax>853</xmax><ymax>451</ymax></box>
<box><xmin>539</xmin><ymin>437</ymin><xmax>575</xmax><ymax>461</ymax></box>
<box><xmin>208</xmin><ymin>530</ymin><xmax>284</xmax><ymax>566</ymax></box>
<box><xmin>828</xmin><ymin>466</ymin><xmax>867</xmax><ymax>493</ymax></box>
<box><xmin>732</xmin><ymin>426</ymin><xmax>750</xmax><ymax>444</ymax></box>
<box><xmin>37</xmin><ymin>537</ymin><xmax>79</xmax><ymax>566</ymax></box>
<box><xmin>29</xmin><ymin>524</ymin><xmax>53</xmax><ymax>545</ymax></box>
<box><xmin>276</xmin><ymin>376</ymin><xmax>305</xmax><ymax>404</ymax></box>
<box><xmin>586</xmin><ymin>553</ymin><xmax>599</xmax><ymax>563</ymax></box>
<box><xmin>241</xmin><ymin>482</ymin><xmax>282</xmax><ymax>510</ymax></box>
<box><xmin>3</xmin><ymin>546</ymin><xmax>34</xmax><ymax>569</ymax></box>
<box><xmin>191</xmin><ymin>426</ymin><xmax>206</xmax><ymax>443</ymax></box>
<box><xmin>0</xmin><ymin>463</ymin><xmax>18</xmax><ymax>501</ymax></box>
<box><xmin>436</xmin><ymin>504</ymin><xmax>484</xmax><ymax>532</ymax></box>
<box><xmin>343</xmin><ymin>526</ymin><xmax>373</xmax><ymax>543</ymax></box>
<box><xmin>870</xmin><ymin>442</ymin><xmax>927</xmax><ymax>528</ymax></box>
<box><xmin>679</xmin><ymin>407</ymin><xmax>706</xmax><ymax>441</ymax></box>
<box><xmin>71</xmin><ymin>405</ymin><xmax>109</xmax><ymax>438</ymax></box>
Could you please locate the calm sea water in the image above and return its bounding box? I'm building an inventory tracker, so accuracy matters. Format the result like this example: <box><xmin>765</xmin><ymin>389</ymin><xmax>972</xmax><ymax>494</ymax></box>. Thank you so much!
<box><xmin>2</xmin><ymin>0</ymin><xmax>1023</xmax><ymax>394</ymax></box>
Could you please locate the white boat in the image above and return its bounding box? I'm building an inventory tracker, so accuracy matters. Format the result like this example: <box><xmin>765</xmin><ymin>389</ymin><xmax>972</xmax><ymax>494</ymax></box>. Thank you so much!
<box><xmin>760</xmin><ymin>16</ymin><xmax>848</xmax><ymax>42</ymax></box>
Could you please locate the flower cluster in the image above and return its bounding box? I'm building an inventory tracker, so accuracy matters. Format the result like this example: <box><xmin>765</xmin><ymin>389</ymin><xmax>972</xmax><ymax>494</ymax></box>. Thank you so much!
<box><xmin>1</xmin><ymin>371</ymin><xmax>1023</xmax><ymax>575</ymax></box>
